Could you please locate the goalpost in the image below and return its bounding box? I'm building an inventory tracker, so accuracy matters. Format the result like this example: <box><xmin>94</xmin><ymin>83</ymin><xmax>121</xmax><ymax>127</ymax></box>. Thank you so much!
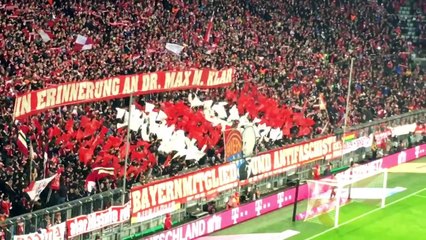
<box><xmin>301</xmin><ymin>168</ymin><xmax>388</xmax><ymax>228</ymax></box>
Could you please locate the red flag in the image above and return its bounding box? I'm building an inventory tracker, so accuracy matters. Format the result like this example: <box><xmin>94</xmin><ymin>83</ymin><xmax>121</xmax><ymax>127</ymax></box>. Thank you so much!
<box><xmin>119</xmin><ymin>143</ymin><xmax>135</xmax><ymax>158</ymax></box>
<box><xmin>298</xmin><ymin>127</ymin><xmax>312</xmax><ymax>137</ymax></box>
<box><xmin>92</xmin><ymin>135</ymin><xmax>103</xmax><ymax>148</ymax></box>
<box><xmin>75</xmin><ymin>130</ymin><xmax>84</xmax><ymax>141</ymax></box>
<box><xmin>48</xmin><ymin>0</ymin><xmax>53</xmax><ymax>5</ymax></box>
<box><xmin>100</xmin><ymin>126</ymin><xmax>109</xmax><ymax>137</ymax></box>
<box><xmin>85</xmin><ymin>167</ymin><xmax>115</xmax><ymax>192</ymax></box>
<box><xmin>48</xmin><ymin>125</ymin><xmax>61</xmax><ymax>140</ymax></box>
<box><xmin>203</xmin><ymin>14</ymin><xmax>214</xmax><ymax>43</ymax></box>
<box><xmin>65</xmin><ymin>119</ymin><xmax>74</xmax><ymax>133</ymax></box>
<box><xmin>90</xmin><ymin>119</ymin><xmax>102</xmax><ymax>130</ymax></box>
<box><xmin>225</xmin><ymin>90</ymin><xmax>237</xmax><ymax>102</ymax></box>
<box><xmin>80</xmin><ymin>116</ymin><xmax>91</xmax><ymax>128</ymax></box>
<box><xmin>83</xmin><ymin>125</ymin><xmax>95</xmax><ymax>138</ymax></box>
<box><xmin>79</xmin><ymin>147</ymin><xmax>94</xmax><ymax>164</ymax></box>
<box><xmin>32</xmin><ymin>118</ymin><xmax>42</xmax><ymax>133</ymax></box>
<box><xmin>131</xmin><ymin>151</ymin><xmax>146</xmax><ymax>161</ymax></box>
<box><xmin>85</xmin><ymin>171</ymin><xmax>97</xmax><ymax>192</ymax></box>
<box><xmin>303</xmin><ymin>118</ymin><xmax>316</xmax><ymax>127</ymax></box>
<box><xmin>127</xmin><ymin>165</ymin><xmax>142</xmax><ymax>177</ymax></box>
<box><xmin>136</xmin><ymin>140</ymin><xmax>150</xmax><ymax>148</ymax></box>
<box><xmin>50</xmin><ymin>168</ymin><xmax>63</xmax><ymax>191</ymax></box>
<box><xmin>17</xmin><ymin>126</ymin><xmax>29</xmax><ymax>156</ymax></box>
<box><xmin>107</xmin><ymin>136</ymin><xmax>123</xmax><ymax>148</ymax></box>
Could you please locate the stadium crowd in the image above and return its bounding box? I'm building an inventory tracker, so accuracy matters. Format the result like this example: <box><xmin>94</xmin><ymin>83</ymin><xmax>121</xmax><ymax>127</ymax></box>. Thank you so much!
<box><xmin>0</xmin><ymin>0</ymin><xmax>425</xmax><ymax>219</ymax></box>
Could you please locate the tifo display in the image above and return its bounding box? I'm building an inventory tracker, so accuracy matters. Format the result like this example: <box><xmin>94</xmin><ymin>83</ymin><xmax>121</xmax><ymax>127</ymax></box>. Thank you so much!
<box><xmin>0</xmin><ymin>0</ymin><xmax>425</xmax><ymax>239</ymax></box>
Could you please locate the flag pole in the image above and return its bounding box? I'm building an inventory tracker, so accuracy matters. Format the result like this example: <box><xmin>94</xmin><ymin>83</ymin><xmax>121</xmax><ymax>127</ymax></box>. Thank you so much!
<box><xmin>29</xmin><ymin>139</ymin><xmax>33</xmax><ymax>182</ymax></box>
<box><xmin>223</xmin><ymin>129</ymin><xmax>228</xmax><ymax>163</ymax></box>
<box><xmin>342</xmin><ymin>58</ymin><xmax>355</xmax><ymax>163</ymax></box>
<box><xmin>122</xmin><ymin>93</ymin><xmax>133</xmax><ymax>205</ymax></box>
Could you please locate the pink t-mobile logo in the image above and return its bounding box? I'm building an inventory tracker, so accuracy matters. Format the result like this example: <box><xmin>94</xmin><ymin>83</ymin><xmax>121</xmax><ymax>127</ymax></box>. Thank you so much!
<box><xmin>255</xmin><ymin>199</ymin><xmax>263</xmax><ymax>216</ymax></box>
<box><xmin>231</xmin><ymin>208</ymin><xmax>239</xmax><ymax>224</ymax></box>
<box><xmin>277</xmin><ymin>192</ymin><xmax>284</xmax><ymax>208</ymax></box>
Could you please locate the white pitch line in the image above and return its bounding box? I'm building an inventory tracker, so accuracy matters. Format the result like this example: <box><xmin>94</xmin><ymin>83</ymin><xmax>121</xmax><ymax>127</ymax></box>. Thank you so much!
<box><xmin>305</xmin><ymin>187</ymin><xmax>426</xmax><ymax>240</ymax></box>
<box><xmin>414</xmin><ymin>194</ymin><xmax>426</xmax><ymax>199</ymax></box>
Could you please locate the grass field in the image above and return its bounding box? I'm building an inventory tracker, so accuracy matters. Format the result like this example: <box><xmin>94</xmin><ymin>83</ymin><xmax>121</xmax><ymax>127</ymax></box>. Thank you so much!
<box><xmin>209</xmin><ymin>157</ymin><xmax>426</xmax><ymax>240</ymax></box>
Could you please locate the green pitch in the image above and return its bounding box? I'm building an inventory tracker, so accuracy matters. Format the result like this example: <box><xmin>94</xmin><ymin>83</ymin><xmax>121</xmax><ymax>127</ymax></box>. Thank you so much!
<box><xmin>212</xmin><ymin>157</ymin><xmax>426</xmax><ymax>240</ymax></box>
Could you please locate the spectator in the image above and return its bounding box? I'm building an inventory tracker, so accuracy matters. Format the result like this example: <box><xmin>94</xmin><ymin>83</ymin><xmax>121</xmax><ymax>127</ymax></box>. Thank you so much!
<box><xmin>163</xmin><ymin>213</ymin><xmax>172</xmax><ymax>230</ymax></box>
<box><xmin>55</xmin><ymin>177</ymin><xmax>68</xmax><ymax>205</ymax></box>
<box><xmin>313</xmin><ymin>164</ymin><xmax>321</xmax><ymax>180</ymax></box>
<box><xmin>226</xmin><ymin>192</ymin><xmax>240</xmax><ymax>209</ymax></box>
<box><xmin>371</xmin><ymin>139</ymin><xmax>378</xmax><ymax>160</ymax></box>
<box><xmin>207</xmin><ymin>201</ymin><xmax>217</xmax><ymax>214</ymax></box>
<box><xmin>250</xmin><ymin>185</ymin><xmax>261</xmax><ymax>201</ymax></box>
<box><xmin>323</xmin><ymin>163</ymin><xmax>333</xmax><ymax>177</ymax></box>
<box><xmin>54</xmin><ymin>212</ymin><xmax>62</xmax><ymax>225</ymax></box>
<box><xmin>0</xmin><ymin>195</ymin><xmax>11</xmax><ymax>220</ymax></box>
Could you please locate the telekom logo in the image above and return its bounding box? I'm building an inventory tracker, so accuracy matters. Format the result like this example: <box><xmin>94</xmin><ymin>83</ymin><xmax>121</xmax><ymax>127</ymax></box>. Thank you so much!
<box><xmin>415</xmin><ymin>146</ymin><xmax>420</xmax><ymax>159</ymax></box>
<box><xmin>231</xmin><ymin>208</ymin><xmax>239</xmax><ymax>224</ymax></box>
<box><xmin>398</xmin><ymin>151</ymin><xmax>407</xmax><ymax>165</ymax></box>
<box><xmin>255</xmin><ymin>200</ymin><xmax>263</xmax><ymax>216</ymax></box>
<box><xmin>277</xmin><ymin>192</ymin><xmax>284</xmax><ymax>208</ymax></box>
<box><xmin>206</xmin><ymin>215</ymin><xmax>222</xmax><ymax>233</ymax></box>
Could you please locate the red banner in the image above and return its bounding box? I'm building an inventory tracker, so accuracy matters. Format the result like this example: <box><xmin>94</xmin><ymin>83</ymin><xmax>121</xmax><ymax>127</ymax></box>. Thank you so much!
<box><xmin>66</xmin><ymin>203</ymin><xmax>130</xmax><ymax>238</ymax></box>
<box><xmin>130</xmin><ymin>135</ymin><xmax>342</xmax><ymax>223</ymax></box>
<box><xmin>130</xmin><ymin>163</ymin><xmax>239</xmax><ymax>223</ymax></box>
<box><xmin>224</xmin><ymin>129</ymin><xmax>243</xmax><ymax>161</ymax></box>
<box><xmin>13</xmin><ymin>68</ymin><xmax>235</xmax><ymax>119</ymax></box>
<box><xmin>239</xmin><ymin>135</ymin><xmax>342</xmax><ymax>184</ymax></box>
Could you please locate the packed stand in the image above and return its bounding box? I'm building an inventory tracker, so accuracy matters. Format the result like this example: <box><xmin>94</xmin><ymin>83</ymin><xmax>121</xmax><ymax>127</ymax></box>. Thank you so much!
<box><xmin>0</xmin><ymin>0</ymin><xmax>424</xmax><ymax>219</ymax></box>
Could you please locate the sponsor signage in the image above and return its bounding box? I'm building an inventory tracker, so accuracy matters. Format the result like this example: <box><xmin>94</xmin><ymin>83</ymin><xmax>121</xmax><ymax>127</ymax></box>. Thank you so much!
<box><xmin>66</xmin><ymin>203</ymin><xmax>130</xmax><ymax>238</ymax></box>
<box><xmin>144</xmin><ymin>185</ymin><xmax>308</xmax><ymax>240</ymax></box>
<box><xmin>13</xmin><ymin>223</ymin><xmax>65</xmax><ymax>240</ymax></box>
<box><xmin>13</xmin><ymin>68</ymin><xmax>235</xmax><ymax>119</ymax></box>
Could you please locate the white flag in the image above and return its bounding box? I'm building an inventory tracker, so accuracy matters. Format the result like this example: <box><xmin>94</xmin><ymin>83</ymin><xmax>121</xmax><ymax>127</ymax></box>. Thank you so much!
<box><xmin>166</xmin><ymin>43</ymin><xmax>185</xmax><ymax>55</ymax></box>
<box><xmin>37</xmin><ymin>29</ymin><xmax>53</xmax><ymax>43</ymax></box>
<box><xmin>25</xmin><ymin>174</ymin><xmax>57</xmax><ymax>200</ymax></box>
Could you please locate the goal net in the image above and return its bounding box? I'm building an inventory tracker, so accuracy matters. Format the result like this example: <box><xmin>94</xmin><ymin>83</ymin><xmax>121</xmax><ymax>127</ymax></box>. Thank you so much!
<box><xmin>298</xmin><ymin>167</ymin><xmax>388</xmax><ymax>228</ymax></box>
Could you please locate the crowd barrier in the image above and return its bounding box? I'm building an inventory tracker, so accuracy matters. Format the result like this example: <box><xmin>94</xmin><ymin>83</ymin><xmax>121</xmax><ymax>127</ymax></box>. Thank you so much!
<box><xmin>3</xmin><ymin>110</ymin><xmax>425</xmax><ymax>239</ymax></box>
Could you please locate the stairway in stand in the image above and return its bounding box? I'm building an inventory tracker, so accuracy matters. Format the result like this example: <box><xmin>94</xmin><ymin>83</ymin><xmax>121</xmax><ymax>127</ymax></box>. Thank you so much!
<box><xmin>399</xmin><ymin>0</ymin><xmax>425</xmax><ymax>58</ymax></box>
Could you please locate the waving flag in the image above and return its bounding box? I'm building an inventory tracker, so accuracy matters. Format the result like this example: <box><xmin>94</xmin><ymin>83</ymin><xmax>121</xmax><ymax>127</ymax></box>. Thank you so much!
<box><xmin>85</xmin><ymin>167</ymin><xmax>115</xmax><ymax>192</ymax></box>
<box><xmin>37</xmin><ymin>29</ymin><xmax>54</xmax><ymax>42</ymax></box>
<box><xmin>25</xmin><ymin>174</ymin><xmax>57</xmax><ymax>200</ymax></box>
<box><xmin>74</xmin><ymin>34</ymin><xmax>94</xmax><ymax>51</ymax></box>
<box><xmin>165</xmin><ymin>43</ymin><xmax>185</xmax><ymax>56</ymax></box>
<box><xmin>204</xmin><ymin>13</ymin><xmax>214</xmax><ymax>43</ymax></box>
<box><xmin>17</xmin><ymin>126</ymin><xmax>30</xmax><ymax>156</ymax></box>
